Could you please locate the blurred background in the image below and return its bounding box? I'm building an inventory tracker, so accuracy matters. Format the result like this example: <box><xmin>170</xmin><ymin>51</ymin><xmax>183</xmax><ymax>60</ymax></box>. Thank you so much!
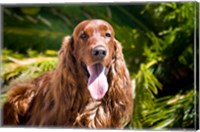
<box><xmin>1</xmin><ymin>2</ymin><xmax>199</xmax><ymax>129</ymax></box>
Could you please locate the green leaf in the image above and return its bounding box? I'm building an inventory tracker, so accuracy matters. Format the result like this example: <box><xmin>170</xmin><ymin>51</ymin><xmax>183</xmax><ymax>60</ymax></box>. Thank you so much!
<box><xmin>152</xmin><ymin>118</ymin><xmax>175</xmax><ymax>129</ymax></box>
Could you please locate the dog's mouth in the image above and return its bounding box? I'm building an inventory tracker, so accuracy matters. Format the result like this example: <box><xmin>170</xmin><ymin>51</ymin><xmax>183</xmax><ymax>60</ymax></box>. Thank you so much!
<box><xmin>83</xmin><ymin>63</ymin><xmax>108</xmax><ymax>100</ymax></box>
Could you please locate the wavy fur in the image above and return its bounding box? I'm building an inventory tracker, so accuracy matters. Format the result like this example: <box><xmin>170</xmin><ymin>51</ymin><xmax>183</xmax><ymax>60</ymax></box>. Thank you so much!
<box><xmin>3</xmin><ymin>20</ymin><xmax>133</xmax><ymax>128</ymax></box>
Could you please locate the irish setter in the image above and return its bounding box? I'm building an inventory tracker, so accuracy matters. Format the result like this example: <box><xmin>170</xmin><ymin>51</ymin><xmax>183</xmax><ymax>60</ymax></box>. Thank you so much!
<box><xmin>3</xmin><ymin>19</ymin><xmax>133</xmax><ymax>128</ymax></box>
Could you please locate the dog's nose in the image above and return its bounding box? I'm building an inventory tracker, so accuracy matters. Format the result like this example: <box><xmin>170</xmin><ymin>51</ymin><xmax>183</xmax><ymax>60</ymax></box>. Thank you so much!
<box><xmin>92</xmin><ymin>46</ymin><xmax>107</xmax><ymax>60</ymax></box>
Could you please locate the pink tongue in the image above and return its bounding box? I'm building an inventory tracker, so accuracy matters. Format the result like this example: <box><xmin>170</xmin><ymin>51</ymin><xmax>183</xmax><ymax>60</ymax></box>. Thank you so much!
<box><xmin>87</xmin><ymin>64</ymin><xmax>108</xmax><ymax>100</ymax></box>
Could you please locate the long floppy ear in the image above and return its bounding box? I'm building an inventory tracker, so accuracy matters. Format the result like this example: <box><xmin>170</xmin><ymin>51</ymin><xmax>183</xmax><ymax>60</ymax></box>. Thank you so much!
<box><xmin>109</xmin><ymin>39</ymin><xmax>131</xmax><ymax>88</ymax></box>
<box><xmin>49</xmin><ymin>36</ymin><xmax>79</xmax><ymax>122</ymax></box>
<box><xmin>108</xmin><ymin>39</ymin><xmax>133</xmax><ymax>127</ymax></box>
<box><xmin>53</xmin><ymin>35</ymin><xmax>77</xmax><ymax>100</ymax></box>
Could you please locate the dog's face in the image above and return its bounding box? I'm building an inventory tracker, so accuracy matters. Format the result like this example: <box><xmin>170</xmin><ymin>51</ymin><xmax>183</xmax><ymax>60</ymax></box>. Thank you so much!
<box><xmin>72</xmin><ymin>19</ymin><xmax>116</xmax><ymax>100</ymax></box>
<box><xmin>72</xmin><ymin>19</ymin><xmax>115</xmax><ymax>67</ymax></box>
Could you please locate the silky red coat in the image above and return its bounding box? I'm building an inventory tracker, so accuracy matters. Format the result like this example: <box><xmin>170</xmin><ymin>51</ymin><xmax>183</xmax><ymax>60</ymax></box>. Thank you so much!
<box><xmin>3</xmin><ymin>19</ymin><xmax>133</xmax><ymax>128</ymax></box>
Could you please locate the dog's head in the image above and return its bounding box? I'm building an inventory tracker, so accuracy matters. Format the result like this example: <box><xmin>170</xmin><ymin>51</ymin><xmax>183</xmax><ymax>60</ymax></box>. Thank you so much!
<box><xmin>60</xmin><ymin>19</ymin><xmax>122</xmax><ymax>100</ymax></box>
<box><xmin>71</xmin><ymin>19</ymin><xmax>118</xmax><ymax>100</ymax></box>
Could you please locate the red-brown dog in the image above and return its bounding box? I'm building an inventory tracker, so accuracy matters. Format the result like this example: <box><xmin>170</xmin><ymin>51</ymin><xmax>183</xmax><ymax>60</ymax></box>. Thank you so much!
<box><xmin>3</xmin><ymin>19</ymin><xmax>133</xmax><ymax>128</ymax></box>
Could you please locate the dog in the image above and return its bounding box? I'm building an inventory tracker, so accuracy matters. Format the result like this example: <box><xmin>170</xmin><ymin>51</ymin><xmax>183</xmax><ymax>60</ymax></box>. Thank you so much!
<box><xmin>3</xmin><ymin>19</ymin><xmax>133</xmax><ymax>128</ymax></box>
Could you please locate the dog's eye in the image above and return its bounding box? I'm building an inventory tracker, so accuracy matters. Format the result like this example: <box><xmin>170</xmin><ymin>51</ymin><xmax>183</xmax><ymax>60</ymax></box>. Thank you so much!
<box><xmin>105</xmin><ymin>33</ymin><xmax>111</xmax><ymax>37</ymax></box>
<box><xmin>80</xmin><ymin>33</ymin><xmax>88</xmax><ymax>39</ymax></box>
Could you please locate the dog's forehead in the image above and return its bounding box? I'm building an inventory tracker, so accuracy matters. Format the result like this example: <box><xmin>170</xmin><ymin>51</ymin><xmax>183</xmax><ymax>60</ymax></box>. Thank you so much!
<box><xmin>73</xmin><ymin>20</ymin><xmax>113</xmax><ymax>35</ymax></box>
<box><xmin>86</xmin><ymin>20</ymin><xmax>111</xmax><ymax>28</ymax></box>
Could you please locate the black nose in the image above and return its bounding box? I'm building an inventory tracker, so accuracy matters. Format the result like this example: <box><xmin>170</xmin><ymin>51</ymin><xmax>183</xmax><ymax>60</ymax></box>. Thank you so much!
<box><xmin>92</xmin><ymin>46</ymin><xmax>107</xmax><ymax>60</ymax></box>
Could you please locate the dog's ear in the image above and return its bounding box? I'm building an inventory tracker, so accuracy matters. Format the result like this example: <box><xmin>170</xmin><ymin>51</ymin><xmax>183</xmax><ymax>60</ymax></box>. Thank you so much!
<box><xmin>44</xmin><ymin>36</ymin><xmax>78</xmax><ymax>123</ymax></box>
<box><xmin>109</xmin><ymin>39</ymin><xmax>131</xmax><ymax>90</ymax></box>
<box><xmin>111</xmin><ymin>39</ymin><xmax>129</xmax><ymax>77</ymax></box>
<box><xmin>50</xmin><ymin>35</ymin><xmax>79</xmax><ymax>119</ymax></box>
<box><xmin>108</xmin><ymin>39</ymin><xmax>133</xmax><ymax>127</ymax></box>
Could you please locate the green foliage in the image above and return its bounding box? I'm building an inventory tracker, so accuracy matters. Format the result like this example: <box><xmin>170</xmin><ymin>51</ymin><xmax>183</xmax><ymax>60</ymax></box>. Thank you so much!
<box><xmin>1</xmin><ymin>49</ymin><xmax>57</xmax><ymax>92</ymax></box>
<box><xmin>143</xmin><ymin>89</ymin><xmax>196</xmax><ymax>129</ymax></box>
<box><xmin>130</xmin><ymin>2</ymin><xmax>197</xmax><ymax>129</ymax></box>
<box><xmin>2</xmin><ymin>2</ymin><xmax>198</xmax><ymax>129</ymax></box>
<box><xmin>131</xmin><ymin>60</ymin><xmax>163</xmax><ymax>128</ymax></box>
<box><xmin>3</xmin><ymin>57</ymin><xmax>57</xmax><ymax>83</ymax></box>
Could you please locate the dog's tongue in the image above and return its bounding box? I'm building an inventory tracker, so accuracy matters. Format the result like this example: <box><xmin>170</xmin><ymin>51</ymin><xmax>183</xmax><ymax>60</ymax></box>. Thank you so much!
<box><xmin>87</xmin><ymin>64</ymin><xmax>108</xmax><ymax>100</ymax></box>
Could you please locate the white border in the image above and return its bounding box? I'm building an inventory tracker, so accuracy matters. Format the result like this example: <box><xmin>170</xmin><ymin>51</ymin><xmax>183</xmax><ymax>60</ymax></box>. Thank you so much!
<box><xmin>0</xmin><ymin>0</ymin><xmax>199</xmax><ymax>4</ymax></box>
<box><xmin>0</xmin><ymin>128</ymin><xmax>189</xmax><ymax>132</ymax></box>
